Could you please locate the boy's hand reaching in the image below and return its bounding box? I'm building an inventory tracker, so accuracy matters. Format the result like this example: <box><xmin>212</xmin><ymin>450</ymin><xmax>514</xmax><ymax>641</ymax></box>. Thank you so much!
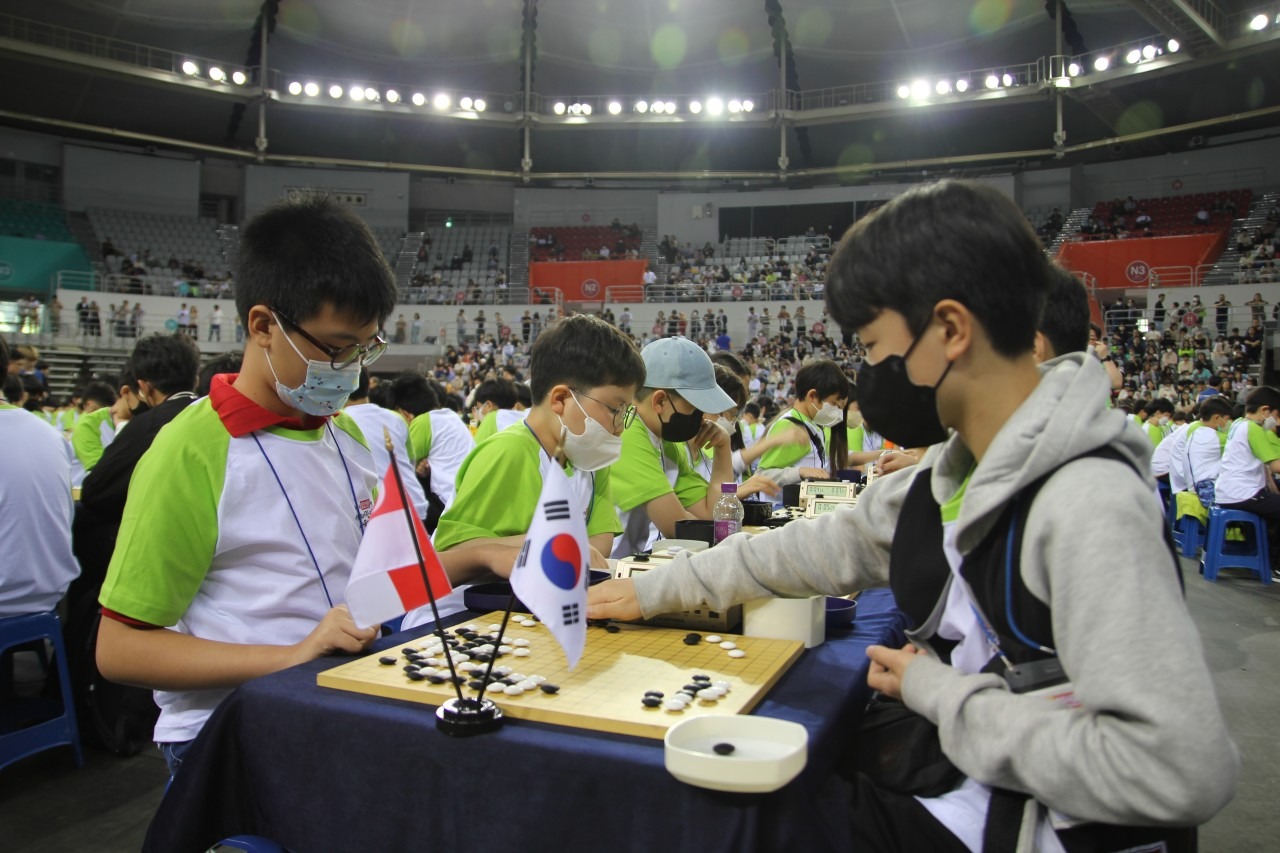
<box><xmin>587</xmin><ymin>578</ymin><xmax>642</xmax><ymax>622</ymax></box>
<box><xmin>696</xmin><ymin>419</ymin><xmax>732</xmax><ymax>451</ymax></box>
<box><xmin>295</xmin><ymin>605</ymin><xmax>379</xmax><ymax>664</ymax></box>
<box><xmin>866</xmin><ymin>643</ymin><xmax>928</xmax><ymax>701</ymax></box>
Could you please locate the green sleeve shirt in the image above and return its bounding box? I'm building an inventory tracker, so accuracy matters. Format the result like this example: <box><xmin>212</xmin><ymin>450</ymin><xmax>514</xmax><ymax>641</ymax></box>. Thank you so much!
<box><xmin>609</xmin><ymin>418</ymin><xmax>707</xmax><ymax>512</ymax></box>
<box><xmin>759</xmin><ymin>408</ymin><xmax>827</xmax><ymax>470</ymax></box>
<box><xmin>71</xmin><ymin>407</ymin><xmax>116</xmax><ymax>470</ymax></box>
<box><xmin>407</xmin><ymin>412</ymin><xmax>433</xmax><ymax>462</ymax></box>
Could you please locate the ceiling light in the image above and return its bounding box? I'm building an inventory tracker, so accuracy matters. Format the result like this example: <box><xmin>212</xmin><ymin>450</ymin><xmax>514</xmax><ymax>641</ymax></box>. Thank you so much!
<box><xmin>581</xmin><ymin>103</ymin><xmax>593</xmax><ymax>115</ymax></box>
<box><xmin>728</xmin><ymin>99</ymin><xmax>742</xmax><ymax>113</ymax></box>
<box><xmin>1067</xmin><ymin>62</ymin><xmax>1081</xmax><ymax>76</ymax></box>
<box><xmin>1001</xmin><ymin>73</ymin><xmax>1014</xmax><ymax>87</ymax></box>
<box><xmin>1142</xmin><ymin>44</ymin><xmax>1157</xmax><ymax>60</ymax></box>
<box><xmin>569</xmin><ymin>103</ymin><xmax>581</xmax><ymax>115</ymax></box>
<box><xmin>350</xmin><ymin>86</ymin><xmax>365</xmax><ymax>101</ymax></box>
<box><xmin>896</xmin><ymin>84</ymin><xmax>911</xmax><ymax>99</ymax></box>
<box><xmin>1249</xmin><ymin>13</ymin><xmax>1268</xmax><ymax>31</ymax></box>
<box><xmin>208</xmin><ymin>67</ymin><xmax>225</xmax><ymax>82</ymax></box>
<box><xmin>608</xmin><ymin>100</ymin><xmax>622</xmax><ymax>114</ymax></box>
<box><xmin>181</xmin><ymin>60</ymin><xmax>198</xmax><ymax>76</ymax></box>
<box><xmin>1126</xmin><ymin>49</ymin><xmax>1141</xmax><ymax>64</ymax></box>
<box><xmin>1094</xmin><ymin>56</ymin><xmax>1110</xmax><ymax>71</ymax></box>
<box><xmin>411</xmin><ymin>92</ymin><xmax>425</xmax><ymax>106</ymax></box>
<box><xmin>635</xmin><ymin>100</ymin><xmax>648</xmax><ymax>113</ymax></box>
<box><xmin>433</xmin><ymin>93</ymin><xmax>450</xmax><ymax>110</ymax></box>
<box><xmin>329</xmin><ymin>84</ymin><xmax>343</xmax><ymax>98</ymax></box>
<box><xmin>473</xmin><ymin>99</ymin><xmax>486</xmax><ymax>112</ymax></box>
<box><xmin>554</xmin><ymin>101</ymin><xmax>566</xmax><ymax>114</ymax></box>
<box><xmin>955</xmin><ymin>79</ymin><xmax>969</xmax><ymax>92</ymax></box>
<box><xmin>689</xmin><ymin>100</ymin><xmax>702</xmax><ymax>114</ymax></box>
<box><xmin>911</xmin><ymin>79</ymin><xmax>929</xmax><ymax>99</ymax></box>
<box><xmin>742</xmin><ymin>99</ymin><xmax>754</xmax><ymax>112</ymax></box>
<box><xmin>386</xmin><ymin>89</ymin><xmax>400</xmax><ymax>103</ymax></box>
<box><xmin>985</xmin><ymin>74</ymin><xmax>1000</xmax><ymax>89</ymax></box>
<box><xmin>1167</xmin><ymin>39</ymin><xmax>1180</xmax><ymax>53</ymax></box>
<box><xmin>459</xmin><ymin>96</ymin><xmax>473</xmax><ymax>110</ymax></box>
<box><xmin>935</xmin><ymin>80</ymin><xmax>951</xmax><ymax>95</ymax></box>
<box><xmin>364</xmin><ymin>87</ymin><xmax>379</xmax><ymax>101</ymax></box>
<box><xmin>651</xmin><ymin>101</ymin><xmax>664</xmax><ymax>114</ymax></box>
<box><xmin>303</xmin><ymin>82</ymin><xmax>319</xmax><ymax>97</ymax></box>
<box><xmin>664</xmin><ymin>101</ymin><xmax>676</xmax><ymax>114</ymax></box>
<box><xmin>231</xmin><ymin>70</ymin><xmax>247</xmax><ymax>85</ymax></box>
<box><xmin>287</xmin><ymin>81</ymin><xmax>302</xmax><ymax>96</ymax></box>
<box><xmin>706</xmin><ymin>96</ymin><xmax>724</xmax><ymax>115</ymax></box>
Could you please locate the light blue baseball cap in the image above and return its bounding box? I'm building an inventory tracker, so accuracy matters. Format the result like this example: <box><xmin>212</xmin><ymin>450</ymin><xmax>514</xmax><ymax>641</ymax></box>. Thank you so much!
<box><xmin>641</xmin><ymin>337</ymin><xmax>735</xmax><ymax>414</ymax></box>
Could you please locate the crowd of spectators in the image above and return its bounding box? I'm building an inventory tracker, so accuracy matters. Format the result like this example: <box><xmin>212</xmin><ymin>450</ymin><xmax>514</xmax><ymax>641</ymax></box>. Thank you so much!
<box><xmin>1234</xmin><ymin>201</ymin><xmax>1279</xmax><ymax>284</ymax></box>
<box><xmin>100</xmin><ymin>239</ymin><xmax>234</xmax><ymax>299</ymax></box>
<box><xmin>649</xmin><ymin>236</ymin><xmax>832</xmax><ymax>303</ymax></box>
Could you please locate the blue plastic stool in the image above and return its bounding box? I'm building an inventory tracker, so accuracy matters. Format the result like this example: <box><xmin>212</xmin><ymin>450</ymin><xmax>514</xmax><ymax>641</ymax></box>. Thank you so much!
<box><xmin>1158</xmin><ymin>482</ymin><xmax>1176</xmax><ymax>530</ymax></box>
<box><xmin>1203</xmin><ymin>508</ymin><xmax>1272</xmax><ymax>584</ymax></box>
<box><xmin>217</xmin><ymin>836</ymin><xmax>288</xmax><ymax>853</ymax></box>
<box><xmin>1174</xmin><ymin>514</ymin><xmax>1206</xmax><ymax>558</ymax></box>
<box><xmin>0</xmin><ymin>611</ymin><xmax>84</xmax><ymax>771</ymax></box>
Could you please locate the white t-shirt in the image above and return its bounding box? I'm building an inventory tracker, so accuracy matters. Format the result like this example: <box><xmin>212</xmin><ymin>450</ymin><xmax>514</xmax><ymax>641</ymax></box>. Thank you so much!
<box><xmin>1150</xmin><ymin>422</ymin><xmax>1186</xmax><ymax>478</ymax></box>
<box><xmin>0</xmin><ymin>406</ymin><xmax>79</xmax><ymax>616</ymax></box>
<box><xmin>343</xmin><ymin>403</ymin><xmax>428</xmax><ymax>520</ymax></box>
<box><xmin>1166</xmin><ymin>424</ymin><xmax>1194</xmax><ymax>493</ymax></box>
<box><xmin>1184</xmin><ymin>423</ymin><xmax>1224</xmax><ymax>487</ymax></box>
<box><xmin>1215</xmin><ymin>418</ymin><xmax>1280</xmax><ymax>505</ymax></box>
<box><xmin>427</xmin><ymin>409</ymin><xmax>475</xmax><ymax>508</ymax></box>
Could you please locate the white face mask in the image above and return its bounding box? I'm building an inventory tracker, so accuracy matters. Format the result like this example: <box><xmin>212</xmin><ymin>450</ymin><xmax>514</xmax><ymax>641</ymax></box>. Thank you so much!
<box><xmin>559</xmin><ymin>392</ymin><xmax>623</xmax><ymax>472</ymax></box>
<box><xmin>266</xmin><ymin>317</ymin><xmax>360</xmax><ymax>416</ymax></box>
<box><xmin>812</xmin><ymin>401</ymin><xmax>844</xmax><ymax>428</ymax></box>
<box><xmin>845</xmin><ymin>409</ymin><xmax>864</xmax><ymax>430</ymax></box>
<box><xmin>714</xmin><ymin>416</ymin><xmax>736</xmax><ymax>435</ymax></box>
<box><xmin>1265</xmin><ymin>415</ymin><xmax>1277</xmax><ymax>432</ymax></box>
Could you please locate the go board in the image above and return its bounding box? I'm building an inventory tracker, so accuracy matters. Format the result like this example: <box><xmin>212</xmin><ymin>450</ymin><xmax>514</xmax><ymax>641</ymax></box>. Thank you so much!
<box><xmin>318</xmin><ymin>614</ymin><xmax>805</xmax><ymax>739</ymax></box>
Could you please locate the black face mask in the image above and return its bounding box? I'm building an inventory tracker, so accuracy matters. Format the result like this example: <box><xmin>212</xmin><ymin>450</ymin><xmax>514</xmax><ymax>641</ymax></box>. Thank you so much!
<box><xmin>857</xmin><ymin>330</ymin><xmax>952</xmax><ymax>448</ymax></box>
<box><xmin>658</xmin><ymin>396</ymin><xmax>704</xmax><ymax>443</ymax></box>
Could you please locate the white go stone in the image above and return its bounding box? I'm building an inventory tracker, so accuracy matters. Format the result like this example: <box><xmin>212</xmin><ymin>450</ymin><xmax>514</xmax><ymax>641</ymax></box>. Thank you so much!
<box><xmin>718</xmin><ymin>641</ymin><xmax>737</xmax><ymax>650</ymax></box>
<box><xmin>494</xmin><ymin>665</ymin><xmax>513</xmax><ymax>676</ymax></box>
<box><xmin>513</xmin><ymin>648</ymin><xmax>531</xmax><ymax>657</ymax></box>
<box><xmin>488</xmin><ymin>624</ymin><xmax>503</xmax><ymax>632</ymax></box>
<box><xmin>503</xmin><ymin>685</ymin><xmax>525</xmax><ymax>696</ymax></box>
<box><xmin>727</xmin><ymin>649</ymin><xmax>746</xmax><ymax>658</ymax></box>
<box><xmin>697</xmin><ymin>687</ymin><xmax>724</xmax><ymax>700</ymax></box>
<box><xmin>512</xmin><ymin>638</ymin><xmax>530</xmax><ymax>647</ymax></box>
<box><xmin>705</xmin><ymin>635</ymin><xmax>723</xmax><ymax>644</ymax></box>
<box><xmin>529</xmin><ymin>675</ymin><xmax>547</xmax><ymax>684</ymax></box>
<box><xmin>509</xmin><ymin>673</ymin><xmax>528</xmax><ymax>683</ymax></box>
<box><xmin>663</xmin><ymin>699</ymin><xmax>687</xmax><ymax>711</ymax></box>
<box><xmin>518</xmin><ymin>679</ymin><xmax>538</xmax><ymax>690</ymax></box>
<box><xmin>712</xmin><ymin>681</ymin><xmax>731</xmax><ymax>691</ymax></box>
<box><xmin>498</xmin><ymin>645</ymin><xmax>513</xmax><ymax>654</ymax></box>
<box><xmin>520</xmin><ymin>619</ymin><xmax>536</xmax><ymax>627</ymax></box>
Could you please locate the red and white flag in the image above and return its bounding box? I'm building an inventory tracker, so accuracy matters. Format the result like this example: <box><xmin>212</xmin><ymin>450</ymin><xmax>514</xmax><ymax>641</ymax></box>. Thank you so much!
<box><xmin>510</xmin><ymin>462</ymin><xmax>589</xmax><ymax>668</ymax></box>
<box><xmin>345</xmin><ymin>463</ymin><xmax>453</xmax><ymax>629</ymax></box>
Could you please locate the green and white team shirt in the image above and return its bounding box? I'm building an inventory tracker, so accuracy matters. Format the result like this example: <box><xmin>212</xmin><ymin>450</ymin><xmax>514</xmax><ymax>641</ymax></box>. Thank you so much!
<box><xmin>70</xmin><ymin>406</ymin><xmax>115</xmax><ymax>486</ymax></box>
<box><xmin>608</xmin><ymin>417</ymin><xmax>707</xmax><ymax>558</ymax></box>
<box><xmin>98</xmin><ymin>398</ymin><xmax>377</xmax><ymax>743</ymax></box>
<box><xmin>1215</xmin><ymin>418</ymin><xmax>1280</xmax><ymax>506</ymax></box>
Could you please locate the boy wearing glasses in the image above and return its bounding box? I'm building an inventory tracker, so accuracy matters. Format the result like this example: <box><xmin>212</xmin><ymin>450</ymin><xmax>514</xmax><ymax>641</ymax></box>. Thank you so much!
<box><xmin>427</xmin><ymin>314</ymin><xmax>645</xmax><ymax>576</ymax></box>
<box><xmin>96</xmin><ymin>196</ymin><xmax>510</xmax><ymax>773</ymax></box>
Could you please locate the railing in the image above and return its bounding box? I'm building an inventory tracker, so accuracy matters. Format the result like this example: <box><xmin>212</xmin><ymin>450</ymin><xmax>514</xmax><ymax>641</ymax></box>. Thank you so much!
<box><xmin>1103</xmin><ymin>303</ymin><xmax>1271</xmax><ymax>336</ymax></box>
<box><xmin>1147</xmin><ymin>264</ymin><xmax>1218</xmax><ymax>288</ymax></box>
<box><xmin>612</xmin><ymin>281</ymin><xmax>828</xmax><ymax>304</ymax></box>
<box><xmin>1093</xmin><ymin>168</ymin><xmax>1266</xmax><ymax>204</ymax></box>
<box><xmin>55</xmin><ymin>269</ymin><xmax>97</xmax><ymax>291</ymax></box>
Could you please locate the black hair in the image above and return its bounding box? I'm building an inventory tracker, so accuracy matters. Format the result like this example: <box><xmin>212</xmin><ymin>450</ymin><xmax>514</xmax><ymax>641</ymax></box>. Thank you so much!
<box><xmin>1245</xmin><ymin>386</ymin><xmax>1280</xmax><ymax>414</ymax></box>
<box><xmin>528</xmin><ymin>314</ymin><xmax>646</xmax><ymax>402</ymax></box>
<box><xmin>391</xmin><ymin>372</ymin><xmax>439</xmax><ymax>417</ymax></box>
<box><xmin>1198</xmin><ymin>396</ymin><xmax>1233</xmax><ymax>420</ymax></box>
<box><xmin>428</xmin><ymin>379</ymin><xmax>462</xmax><ymax>413</ymax></box>
<box><xmin>234</xmin><ymin>193</ymin><xmax>397</xmax><ymax>328</ymax></box>
<box><xmin>712</xmin><ymin>365</ymin><xmax>748</xmax><ymax>452</ymax></box>
<box><xmin>351</xmin><ymin>366</ymin><xmax>371</xmax><ymax>401</ymax></box>
<box><xmin>1038</xmin><ymin>266</ymin><xmax>1090</xmax><ymax>357</ymax></box>
<box><xmin>0</xmin><ymin>333</ymin><xmax>8</xmax><ymax>375</ymax></box>
<box><xmin>794</xmin><ymin>359</ymin><xmax>851</xmax><ymax>402</ymax></box>
<box><xmin>1171</xmin><ymin>410</ymin><xmax>1189</xmax><ymax>423</ymax></box>
<box><xmin>117</xmin><ymin>361</ymin><xmax>137</xmax><ymax>395</ymax></box>
<box><xmin>1207</xmin><ymin>375</ymin><xmax>1222</xmax><ymax>388</ymax></box>
<box><xmin>2</xmin><ymin>374</ymin><xmax>21</xmax><ymax>404</ymax></box>
<box><xmin>473</xmin><ymin>378</ymin><xmax>518</xmax><ymax>410</ymax></box>
<box><xmin>128</xmin><ymin>333</ymin><xmax>200</xmax><ymax>395</ymax></box>
<box><xmin>827</xmin><ymin>180</ymin><xmax>1051</xmax><ymax>357</ymax></box>
<box><xmin>514</xmin><ymin>381</ymin><xmax>532</xmax><ymax>409</ymax></box>
<box><xmin>368</xmin><ymin>380</ymin><xmax>394</xmax><ymax>410</ymax></box>
<box><xmin>709</xmin><ymin>350</ymin><xmax>749</xmax><ymax>381</ymax></box>
<box><xmin>82</xmin><ymin>381</ymin><xmax>118</xmax><ymax>408</ymax></box>
<box><xmin>1148</xmin><ymin>397</ymin><xmax>1174</xmax><ymax>415</ymax></box>
<box><xmin>197</xmin><ymin>352</ymin><xmax>243</xmax><ymax>396</ymax></box>
<box><xmin>743</xmin><ymin>401</ymin><xmax>761</xmax><ymax>419</ymax></box>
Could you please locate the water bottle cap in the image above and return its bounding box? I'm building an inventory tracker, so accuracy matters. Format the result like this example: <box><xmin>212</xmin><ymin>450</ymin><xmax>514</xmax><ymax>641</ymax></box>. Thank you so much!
<box><xmin>721</xmin><ymin>482</ymin><xmax>736</xmax><ymax>493</ymax></box>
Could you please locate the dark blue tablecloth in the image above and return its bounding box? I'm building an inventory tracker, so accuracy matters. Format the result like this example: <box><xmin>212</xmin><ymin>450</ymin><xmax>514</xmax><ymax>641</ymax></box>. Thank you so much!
<box><xmin>145</xmin><ymin>589</ymin><xmax>906</xmax><ymax>853</ymax></box>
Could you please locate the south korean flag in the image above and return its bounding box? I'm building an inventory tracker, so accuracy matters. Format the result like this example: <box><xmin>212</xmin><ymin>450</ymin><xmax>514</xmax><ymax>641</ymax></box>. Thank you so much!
<box><xmin>510</xmin><ymin>462</ymin><xmax>589</xmax><ymax>668</ymax></box>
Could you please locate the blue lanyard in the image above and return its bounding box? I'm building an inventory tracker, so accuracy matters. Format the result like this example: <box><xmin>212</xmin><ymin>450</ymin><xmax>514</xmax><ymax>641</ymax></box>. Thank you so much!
<box><xmin>524</xmin><ymin>421</ymin><xmax>595</xmax><ymax>523</ymax></box>
<box><xmin>252</xmin><ymin>422</ymin><xmax>365</xmax><ymax>609</ymax></box>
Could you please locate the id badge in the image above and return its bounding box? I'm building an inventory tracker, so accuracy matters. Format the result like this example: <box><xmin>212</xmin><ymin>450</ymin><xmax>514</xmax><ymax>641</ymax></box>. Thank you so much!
<box><xmin>1003</xmin><ymin>658</ymin><xmax>1080</xmax><ymax>708</ymax></box>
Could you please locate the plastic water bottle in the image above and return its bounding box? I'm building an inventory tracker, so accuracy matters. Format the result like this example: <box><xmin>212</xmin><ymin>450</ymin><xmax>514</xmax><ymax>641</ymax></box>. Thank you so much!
<box><xmin>712</xmin><ymin>482</ymin><xmax>744</xmax><ymax>544</ymax></box>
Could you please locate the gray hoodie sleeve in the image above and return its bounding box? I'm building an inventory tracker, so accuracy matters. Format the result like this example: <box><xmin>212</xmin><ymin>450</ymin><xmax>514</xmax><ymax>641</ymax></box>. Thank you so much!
<box><xmin>901</xmin><ymin>457</ymin><xmax>1239</xmax><ymax>826</ymax></box>
<box><xmin>632</xmin><ymin>464</ymin><xmax>914</xmax><ymax>618</ymax></box>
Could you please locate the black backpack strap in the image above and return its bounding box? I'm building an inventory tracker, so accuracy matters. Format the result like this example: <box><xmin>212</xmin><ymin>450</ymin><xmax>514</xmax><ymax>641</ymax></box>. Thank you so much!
<box><xmin>783</xmin><ymin>415</ymin><xmax>826</xmax><ymax>467</ymax></box>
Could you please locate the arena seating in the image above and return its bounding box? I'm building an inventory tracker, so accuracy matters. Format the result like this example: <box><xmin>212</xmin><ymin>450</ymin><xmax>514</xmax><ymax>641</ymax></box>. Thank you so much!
<box><xmin>529</xmin><ymin>225</ymin><xmax>641</xmax><ymax>261</ymax></box>
<box><xmin>0</xmin><ymin>199</ymin><xmax>73</xmax><ymax>241</ymax></box>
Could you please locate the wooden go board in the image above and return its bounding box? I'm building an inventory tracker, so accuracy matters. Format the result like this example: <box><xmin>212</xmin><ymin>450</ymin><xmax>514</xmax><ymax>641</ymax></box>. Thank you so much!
<box><xmin>318</xmin><ymin>614</ymin><xmax>805</xmax><ymax>739</ymax></box>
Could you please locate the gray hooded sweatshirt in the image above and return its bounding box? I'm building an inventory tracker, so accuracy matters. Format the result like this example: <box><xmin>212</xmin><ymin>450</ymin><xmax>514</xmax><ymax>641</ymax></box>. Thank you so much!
<box><xmin>632</xmin><ymin>354</ymin><xmax>1238</xmax><ymax>837</ymax></box>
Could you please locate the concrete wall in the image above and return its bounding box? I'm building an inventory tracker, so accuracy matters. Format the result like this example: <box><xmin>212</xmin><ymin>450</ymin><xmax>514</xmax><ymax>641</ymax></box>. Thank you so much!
<box><xmin>411</xmin><ymin>179</ymin><xmax>515</xmax><ymax>216</ymax></box>
<box><xmin>0</xmin><ymin>127</ymin><xmax>62</xmax><ymax>166</ymax></box>
<box><xmin>242</xmin><ymin>165</ymin><xmax>410</xmax><ymax>229</ymax></box>
<box><xmin>1079</xmin><ymin>135</ymin><xmax>1279</xmax><ymax>204</ymax></box>
<box><xmin>62</xmin><ymin>146</ymin><xmax>200</xmax><ymax>217</ymax></box>
<box><xmin>512</xmin><ymin>187</ymin><xmax>658</xmax><ymax>230</ymax></box>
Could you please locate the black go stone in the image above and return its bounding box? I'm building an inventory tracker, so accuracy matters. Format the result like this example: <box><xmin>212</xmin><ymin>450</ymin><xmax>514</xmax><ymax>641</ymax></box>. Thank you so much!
<box><xmin>401</xmin><ymin>647</ymin><xmax>418</xmax><ymax>655</ymax></box>
<box><xmin>713</xmin><ymin>742</ymin><xmax>735</xmax><ymax>756</ymax></box>
<box><xmin>683</xmin><ymin>633</ymin><xmax>702</xmax><ymax>645</ymax></box>
<box><xmin>425</xmin><ymin>674</ymin><xmax>447</xmax><ymax>684</ymax></box>
<box><xmin>692</xmin><ymin>674</ymin><xmax>711</xmax><ymax>682</ymax></box>
<box><xmin>539</xmin><ymin>683</ymin><xmax>560</xmax><ymax>694</ymax></box>
<box><xmin>406</xmin><ymin>670</ymin><xmax>427</xmax><ymax>682</ymax></box>
<box><xmin>644</xmin><ymin>690</ymin><xmax>664</xmax><ymax>698</ymax></box>
<box><xmin>404</xmin><ymin>664</ymin><xmax>422</xmax><ymax>673</ymax></box>
<box><xmin>641</xmin><ymin>697</ymin><xmax>662</xmax><ymax>708</ymax></box>
<box><xmin>378</xmin><ymin>656</ymin><xmax>398</xmax><ymax>666</ymax></box>
<box><xmin>449</xmin><ymin>675</ymin><xmax>466</xmax><ymax>685</ymax></box>
<box><xmin>683</xmin><ymin>684</ymin><xmax>704</xmax><ymax>694</ymax></box>
<box><xmin>468</xmin><ymin>679</ymin><xmax>487</xmax><ymax>691</ymax></box>
<box><xmin>604</xmin><ymin>624</ymin><xmax>621</xmax><ymax>634</ymax></box>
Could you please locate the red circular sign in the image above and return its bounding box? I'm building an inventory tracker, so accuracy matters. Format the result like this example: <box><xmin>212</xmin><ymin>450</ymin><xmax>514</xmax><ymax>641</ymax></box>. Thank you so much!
<box><xmin>1125</xmin><ymin>260</ymin><xmax>1151</xmax><ymax>284</ymax></box>
<box><xmin>581</xmin><ymin>278</ymin><xmax>601</xmax><ymax>298</ymax></box>
<box><xmin>1172</xmin><ymin>179</ymin><xmax>1184</xmax><ymax>190</ymax></box>
<box><xmin>499</xmin><ymin>325</ymin><xmax>511</xmax><ymax>338</ymax></box>
<box><xmin>731</xmin><ymin>285</ymin><xmax>743</xmax><ymax>299</ymax></box>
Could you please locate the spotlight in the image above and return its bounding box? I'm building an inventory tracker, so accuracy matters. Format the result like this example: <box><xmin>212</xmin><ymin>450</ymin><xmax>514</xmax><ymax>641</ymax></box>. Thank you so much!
<box><xmin>287</xmin><ymin>81</ymin><xmax>302</xmax><ymax>96</ymax></box>
<box><xmin>911</xmin><ymin>79</ymin><xmax>929</xmax><ymax>99</ymax></box>
<box><xmin>689</xmin><ymin>100</ymin><xmax>702</xmax><ymax>114</ymax></box>
<box><xmin>304</xmin><ymin>82</ymin><xmax>319</xmax><ymax>97</ymax></box>
<box><xmin>634</xmin><ymin>100</ymin><xmax>649</xmax><ymax>113</ymax></box>
<box><xmin>1167</xmin><ymin>39</ymin><xmax>1180</xmax><ymax>53</ymax></box>
<box><xmin>386</xmin><ymin>89</ymin><xmax>400</xmax><ymax>103</ymax></box>
<box><xmin>728</xmin><ymin>99</ymin><xmax>742</xmax><ymax>113</ymax></box>
<box><xmin>350</xmin><ymin>86</ymin><xmax>365</xmax><ymax>101</ymax></box>
<box><xmin>1067</xmin><ymin>62</ymin><xmax>1081</xmax><ymax>77</ymax></box>
<box><xmin>364</xmin><ymin>87</ymin><xmax>379</xmax><ymax>101</ymax></box>
<box><xmin>985</xmin><ymin>74</ymin><xmax>1000</xmax><ymax>89</ymax></box>
<box><xmin>208</xmin><ymin>67</ymin><xmax>225</xmax><ymax>82</ymax></box>
<box><xmin>955</xmin><ymin>79</ymin><xmax>969</xmax><ymax>92</ymax></box>
<box><xmin>411</xmin><ymin>92</ymin><xmax>426</xmax><ymax>106</ymax></box>
<box><xmin>935</xmin><ymin>80</ymin><xmax>951</xmax><ymax>95</ymax></box>
<box><xmin>1249</xmin><ymin>13</ymin><xmax>1268</xmax><ymax>31</ymax></box>
<box><xmin>742</xmin><ymin>99</ymin><xmax>754</xmax><ymax>112</ymax></box>
<box><xmin>1094</xmin><ymin>56</ymin><xmax>1110</xmax><ymax>71</ymax></box>
<box><xmin>433</xmin><ymin>93</ymin><xmax>451</xmax><ymax>109</ymax></box>
<box><xmin>897</xmin><ymin>84</ymin><xmax>911</xmax><ymax>99</ymax></box>
<box><xmin>181</xmin><ymin>60</ymin><xmax>198</xmax><ymax>76</ymax></box>
<box><xmin>554</xmin><ymin>101</ymin><xmax>566</xmax><ymax>114</ymax></box>
<box><xmin>664</xmin><ymin>101</ymin><xmax>676</xmax><ymax>114</ymax></box>
<box><xmin>473</xmin><ymin>99</ymin><xmax>486</xmax><ymax>112</ymax></box>
<box><xmin>459</xmin><ymin>96</ymin><xmax>473</xmax><ymax>110</ymax></box>
<box><xmin>1126</xmin><ymin>49</ymin><xmax>1141</xmax><ymax>64</ymax></box>
<box><xmin>329</xmin><ymin>84</ymin><xmax>343</xmax><ymax>98</ymax></box>
<box><xmin>608</xmin><ymin>100</ymin><xmax>622</xmax><ymax>114</ymax></box>
<box><xmin>581</xmin><ymin>103</ymin><xmax>593</xmax><ymax>115</ymax></box>
<box><xmin>1142</xmin><ymin>44</ymin><xmax>1157</xmax><ymax>60</ymax></box>
<box><xmin>569</xmin><ymin>103</ymin><xmax>581</xmax><ymax>115</ymax></box>
<box><xmin>706</xmin><ymin>96</ymin><xmax>724</xmax><ymax>115</ymax></box>
<box><xmin>1001</xmin><ymin>73</ymin><xmax>1014</xmax><ymax>87</ymax></box>
<box><xmin>231</xmin><ymin>70</ymin><xmax>247</xmax><ymax>85</ymax></box>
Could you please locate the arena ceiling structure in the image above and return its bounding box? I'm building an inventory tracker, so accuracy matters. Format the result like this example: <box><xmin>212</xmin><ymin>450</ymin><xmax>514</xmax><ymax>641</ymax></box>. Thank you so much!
<box><xmin>1</xmin><ymin>0</ymin><xmax>1279</xmax><ymax>186</ymax></box>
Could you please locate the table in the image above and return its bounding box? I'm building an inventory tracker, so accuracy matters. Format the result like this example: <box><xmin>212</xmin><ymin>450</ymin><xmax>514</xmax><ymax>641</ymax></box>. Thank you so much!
<box><xmin>145</xmin><ymin>589</ymin><xmax>906</xmax><ymax>853</ymax></box>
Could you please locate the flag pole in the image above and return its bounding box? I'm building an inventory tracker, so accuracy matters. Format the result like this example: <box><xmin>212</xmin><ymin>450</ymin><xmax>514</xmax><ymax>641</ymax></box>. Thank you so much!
<box><xmin>383</xmin><ymin>428</ymin><xmax>464</xmax><ymax>704</ymax></box>
<box><xmin>474</xmin><ymin>592</ymin><xmax>519</xmax><ymax>706</ymax></box>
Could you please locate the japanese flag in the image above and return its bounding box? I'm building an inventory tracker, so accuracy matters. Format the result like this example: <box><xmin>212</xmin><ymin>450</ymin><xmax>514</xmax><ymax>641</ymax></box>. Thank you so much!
<box><xmin>345</xmin><ymin>463</ymin><xmax>453</xmax><ymax>629</ymax></box>
<box><xmin>510</xmin><ymin>462</ymin><xmax>588</xmax><ymax>669</ymax></box>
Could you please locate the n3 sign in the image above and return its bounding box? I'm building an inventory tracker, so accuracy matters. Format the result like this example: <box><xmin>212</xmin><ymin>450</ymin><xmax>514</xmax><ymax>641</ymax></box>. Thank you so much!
<box><xmin>1126</xmin><ymin>260</ymin><xmax>1151</xmax><ymax>284</ymax></box>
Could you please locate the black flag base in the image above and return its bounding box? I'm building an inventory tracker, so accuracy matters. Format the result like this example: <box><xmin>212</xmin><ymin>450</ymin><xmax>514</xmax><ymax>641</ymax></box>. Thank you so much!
<box><xmin>436</xmin><ymin>697</ymin><xmax>505</xmax><ymax>737</ymax></box>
